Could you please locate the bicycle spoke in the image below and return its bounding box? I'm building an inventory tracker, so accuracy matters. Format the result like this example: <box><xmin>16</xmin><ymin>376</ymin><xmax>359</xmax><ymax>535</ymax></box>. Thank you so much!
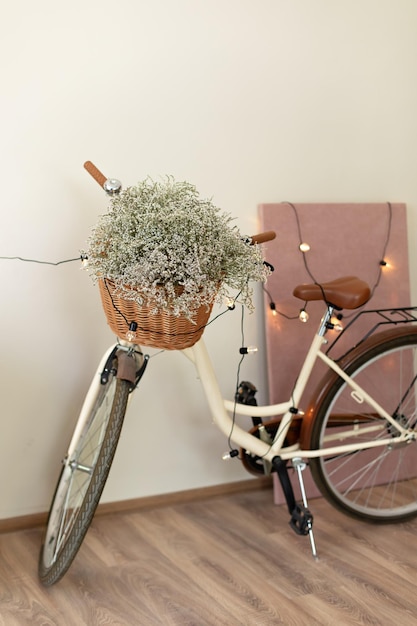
<box><xmin>39</xmin><ymin>361</ymin><xmax>133</xmax><ymax>585</ymax></box>
<box><xmin>310</xmin><ymin>332</ymin><xmax>417</xmax><ymax>521</ymax></box>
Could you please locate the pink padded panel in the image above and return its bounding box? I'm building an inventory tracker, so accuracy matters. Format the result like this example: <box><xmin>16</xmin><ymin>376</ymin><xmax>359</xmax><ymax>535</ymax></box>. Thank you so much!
<box><xmin>258</xmin><ymin>203</ymin><xmax>410</xmax><ymax>503</ymax></box>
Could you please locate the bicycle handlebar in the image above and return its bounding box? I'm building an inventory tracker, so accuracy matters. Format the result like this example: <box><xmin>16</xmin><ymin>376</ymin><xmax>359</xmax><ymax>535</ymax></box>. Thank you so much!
<box><xmin>250</xmin><ymin>231</ymin><xmax>276</xmax><ymax>245</ymax></box>
<box><xmin>83</xmin><ymin>161</ymin><xmax>276</xmax><ymax>246</ymax></box>
<box><xmin>84</xmin><ymin>161</ymin><xmax>122</xmax><ymax>195</ymax></box>
<box><xmin>84</xmin><ymin>161</ymin><xmax>107</xmax><ymax>187</ymax></box>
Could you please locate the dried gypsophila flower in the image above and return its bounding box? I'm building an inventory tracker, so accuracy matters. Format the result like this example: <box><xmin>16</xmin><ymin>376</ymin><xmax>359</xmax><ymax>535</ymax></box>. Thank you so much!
<box><xmin>84</xmin><ymin>176</ymin><xmax>270</xmax><ymax>321</ymax></box>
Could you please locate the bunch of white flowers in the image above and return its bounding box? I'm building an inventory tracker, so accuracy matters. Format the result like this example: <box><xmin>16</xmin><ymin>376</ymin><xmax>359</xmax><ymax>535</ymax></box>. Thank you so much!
<box><xmin>85</xmin><ymin>177</ymin><xmax>269</xmax><ymax>319</ymax></box>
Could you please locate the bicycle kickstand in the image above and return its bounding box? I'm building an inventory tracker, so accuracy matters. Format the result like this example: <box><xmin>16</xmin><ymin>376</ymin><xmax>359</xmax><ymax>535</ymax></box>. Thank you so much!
<box><xmin>292</xmin><ymin>457</ymin><xmax>319</xmax><ymax>560</ymax></box>
<box><xmin>272</xmin><ymin>456</ymin><xmax>319</xmax><ymax>560</ymax></box>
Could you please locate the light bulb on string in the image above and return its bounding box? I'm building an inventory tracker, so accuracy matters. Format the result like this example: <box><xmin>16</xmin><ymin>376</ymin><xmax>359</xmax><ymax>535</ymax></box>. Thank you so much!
<box><xmin>126</xmin><ymin>322</ymin><xmax>138</xmax><ymax>342</ymax></box>
<box><xmin>330</xmin><ymin>316</ymin><xmax>343</xmax><ymax>332</ymax></box>
<box><xmin>299</xmin><ymin>242</ymin><xmax>311</xmax><ymax>253</ymax></box>
<box><xmin>269</xmin><ymin>301</ymin><xmax>278</xmax><ymax>316</ymax></box>
<box><xmin>239</xmin><ymin>346</ymin><xmax>258</xmax><ymax>355</ymax></box>
<box><xmin>299</xmin><ymin>309</ymin><xmax>309</xmax><ymax>323</ymax></box>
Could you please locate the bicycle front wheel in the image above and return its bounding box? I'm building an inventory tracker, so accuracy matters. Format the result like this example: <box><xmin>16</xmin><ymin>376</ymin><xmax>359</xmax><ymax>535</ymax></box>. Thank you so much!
<box><xmin>309</xmin><ymin>330</ymin><xmax>417</xmax><ymax>522</ymax></box>
<box><xmin>39</xmin><ymin>350</ymin><xmax>133</xmax><ymax>586</ymax></box>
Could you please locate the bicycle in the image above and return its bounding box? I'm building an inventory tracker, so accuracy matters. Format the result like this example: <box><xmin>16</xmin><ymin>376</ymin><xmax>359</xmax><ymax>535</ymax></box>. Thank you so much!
<box><xmin>38</xmin><ymin>162</ymin><xmax>417</xmax><ymax>586</ymax></box>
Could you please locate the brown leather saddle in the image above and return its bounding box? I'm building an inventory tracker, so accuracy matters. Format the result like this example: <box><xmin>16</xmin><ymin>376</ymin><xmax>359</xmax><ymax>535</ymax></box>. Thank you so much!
<box><xmin>293</xmin><ymin>276</ymin><xmax>371</xmax><ymax>310</ymax></box>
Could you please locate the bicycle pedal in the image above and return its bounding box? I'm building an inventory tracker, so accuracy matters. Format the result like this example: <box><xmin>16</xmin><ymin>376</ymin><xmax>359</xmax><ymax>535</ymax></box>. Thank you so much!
<box><xmin>289</xmin><ymin>504</ymin><xmax>313</xmax><ymax>536</ymax></box>
<box><xmin>235</xmin><ymin>381</ymin><xmax>258</xmax><ymax>405</ymax></box>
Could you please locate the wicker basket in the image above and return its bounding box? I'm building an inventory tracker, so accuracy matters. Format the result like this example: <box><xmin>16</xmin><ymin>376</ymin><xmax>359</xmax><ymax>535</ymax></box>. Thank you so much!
<box><xmin>98</xmin><ymin>279</ymin><xmax>215</xmax><ymax>350</ymax></box>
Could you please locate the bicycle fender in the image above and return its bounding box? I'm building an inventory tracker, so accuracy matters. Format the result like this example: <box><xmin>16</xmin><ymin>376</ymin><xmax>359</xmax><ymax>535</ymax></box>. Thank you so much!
<box><xmin>115</xmin><ymin>350</ymin><xmax>137</xmax><ymax>384</ymax></box>
<box><xmin>300</xmin><ymin>325</ymin><xmax>417</xmax><ymax>449</ymax></box>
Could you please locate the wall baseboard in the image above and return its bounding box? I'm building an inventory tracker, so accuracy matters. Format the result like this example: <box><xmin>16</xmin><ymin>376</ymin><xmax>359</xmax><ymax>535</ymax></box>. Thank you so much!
<box><xmin>0</xmin><ymin>477</ymin><xmax>272</xmax><ymax>534</ymax></box>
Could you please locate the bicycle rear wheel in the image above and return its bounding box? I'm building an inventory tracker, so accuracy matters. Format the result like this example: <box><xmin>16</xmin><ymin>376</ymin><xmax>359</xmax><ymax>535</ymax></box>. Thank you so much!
<box><xmin>39</xmin><ymin>349</ymin><xmax>138</xmax><ymax>586</ymax></box>
<box><xmin>309</xmin><ymin>330</ymin><xmax>417</xmax><ymax>522</ymax></box>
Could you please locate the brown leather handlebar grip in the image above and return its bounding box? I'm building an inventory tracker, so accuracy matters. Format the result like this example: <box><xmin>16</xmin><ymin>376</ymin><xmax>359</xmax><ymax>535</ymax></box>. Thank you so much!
<box><xmin>250</xmin><ymin>231</ymin><xmax>276</xmax><ymax>245</ymax></box>
<box><xmin>84</xmin><ymin>161</ymin><xmax>107</xmax><ymax>188</ymax></box>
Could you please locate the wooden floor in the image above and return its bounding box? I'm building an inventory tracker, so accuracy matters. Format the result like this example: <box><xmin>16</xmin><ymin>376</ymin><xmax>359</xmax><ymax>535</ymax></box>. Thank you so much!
<box><xmin>0</xmin><ymin>486</ymin><xmax>416</xmax><ymax>625</ymax></box>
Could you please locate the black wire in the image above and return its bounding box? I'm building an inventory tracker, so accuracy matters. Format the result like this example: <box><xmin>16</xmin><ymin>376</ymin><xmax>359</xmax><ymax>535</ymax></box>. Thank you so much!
<box><xmin>228</xmin><ymin>304</ymin><xmax>246</xmax><ymax>451</ymax></box>
<box><xmin>369</xmin><ymin>201</ymin><xmax>392</xmax><ymax>298</ymax></box>
<box><xmin>282</xmin><ymin>201</ymin><xmax>329</xmax><ymax>306</ymax></box>
<box><xmin>262</xmin><ymin>285</ymin><xmax>300</xmax><ymax>321</ymax></box>
<box><xmin>0</xmin><ymin>255</ymin><xmax>80</xmax><ymax>266</ymax></box>
<box><xmin>103</xmin><ymin>278</ymin><xmax>130</xmax><ymax>326</ymax></box>
<box><xmin>340</xmin><ymin>202</ymin><xmax>392</xmax><ymax>321</ymax></box>
<box><xmin>277</xmin><ymin>200</ymin><xmax>393</xmax><ymax>313</ymax></box>
<box><xmin>104</xmin><ymin>277</ymin><xmax>247</xmax><ymax>452</ymax></box>
<box><xmin>104</xmin><ymin>277</ymin><xmax>241</xmax><ymax>342</ymax></box>
<box><xmin>283</xmin><ymin>201</ymin><xmax>318</xmax><ymax>284</ymax></box>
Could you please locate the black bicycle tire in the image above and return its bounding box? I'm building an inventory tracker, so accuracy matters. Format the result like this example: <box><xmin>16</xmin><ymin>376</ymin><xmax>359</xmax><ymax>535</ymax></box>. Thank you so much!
<box><xmin>38</xmin><ymin>376</ymin><xmax>130</xmax><ymax>586</ymax></box>
<box><xmin>309</xmin><ymin>331</ymin><xmax>417</xmax><ymax>522</ymax></box>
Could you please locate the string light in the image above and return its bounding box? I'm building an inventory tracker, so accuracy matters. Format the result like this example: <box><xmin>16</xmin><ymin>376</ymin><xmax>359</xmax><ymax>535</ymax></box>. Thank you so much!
<box><xmin>126</xmin><ymin>321</ymin><xmax>138</xmax><ymax>342</ymax></box>
<box><xmin>222</xmin><ymin>449</ymin><xmax>239</xmax><ymax>459</ymax></box>
<box><xmin>283</xmin><ymin>200</ymin><xmax>394</xmax><ymax>301</ymax></box>
<box><xmin>269</xmin><ymin>302</ymin><xmax>278</xmax><ymax>316</ymax></box>
<box><xmin>329</xmin><ymin>316</ymin><xmax>343</xmax><ymax>332</ymax></box>
<box><xmin>299</xmin><ymin>309</ymin><xmax>309</xmax><ymax>323</ymax></box>
<box><xmin>225</xmin><ymin>297</ymin><xmax>236</xmax><ymax>310</ymax></box>
<box><xmin>239</xmin><ymin>346</ymin><xmax>258</xmax><ymax>355</ymax></box>
<box><xmin>380</xmin><ymin>259</ymin><xmax>392</xmax><ymax>268</ymax></box>
<box><xmin>264</xmin><ymin>201</ymin><xmax>394</xmax><ymax>329</ymax></box>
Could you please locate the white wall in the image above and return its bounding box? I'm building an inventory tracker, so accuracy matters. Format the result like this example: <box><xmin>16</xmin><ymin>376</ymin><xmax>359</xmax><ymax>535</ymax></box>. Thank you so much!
<box><xmin>1</xmin><ymin>0</ymin><xmax>417</xmax><ymax>518</ymax></box>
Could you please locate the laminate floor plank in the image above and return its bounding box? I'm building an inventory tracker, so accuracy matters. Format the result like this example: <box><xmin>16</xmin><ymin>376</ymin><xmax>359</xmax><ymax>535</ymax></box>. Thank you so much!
<box><xmin>0</xmin><ymin>487</ymin><xmax>416</xmax><ymax>625</ymax></box>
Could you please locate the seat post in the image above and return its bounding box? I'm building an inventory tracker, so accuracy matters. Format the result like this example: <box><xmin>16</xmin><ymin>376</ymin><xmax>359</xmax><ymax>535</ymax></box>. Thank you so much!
<box><xmin>318</xmin><ymin>306</ymin><xmax>334</xmax><ymax>337</ymax></box>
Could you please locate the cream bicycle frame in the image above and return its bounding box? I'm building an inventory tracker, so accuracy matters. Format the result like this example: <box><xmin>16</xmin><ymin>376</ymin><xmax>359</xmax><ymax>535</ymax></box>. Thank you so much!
<box><xmin>185</xmin><ymin>306</ymin><xmax>413</xmax><ymax>464</ymax></box>
<box><xmin>69</xmin><ymin>306</ymin><xmax>412</xmax><ymax>469</ymax></box>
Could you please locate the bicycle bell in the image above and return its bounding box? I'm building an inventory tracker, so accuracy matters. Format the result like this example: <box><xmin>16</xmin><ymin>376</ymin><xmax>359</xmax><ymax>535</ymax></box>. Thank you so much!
<box><xmin>103</xmin><ymin>177</ymin><xmax>122</xmax><ymax>195</ymax></box>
